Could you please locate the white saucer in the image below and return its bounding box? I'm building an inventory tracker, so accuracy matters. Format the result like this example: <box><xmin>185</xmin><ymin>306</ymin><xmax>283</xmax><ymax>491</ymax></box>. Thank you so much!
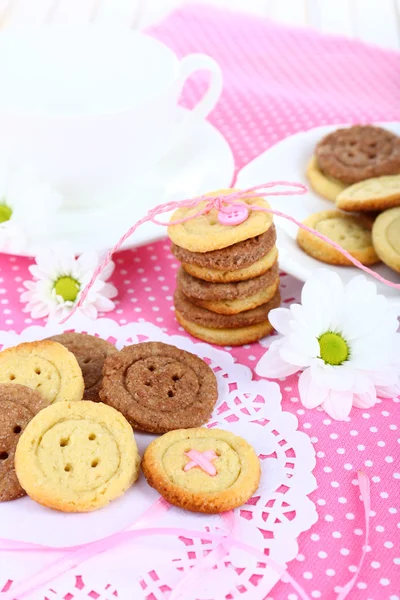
<box><xmin>236</xmin><ymin>122</ymin><xmax>400</xmax><ymax>311</ymax></box>
<box><xmin>12</xmin><ymin>109</ymin><xmax>235</xmax><ymax>257</ymax></box>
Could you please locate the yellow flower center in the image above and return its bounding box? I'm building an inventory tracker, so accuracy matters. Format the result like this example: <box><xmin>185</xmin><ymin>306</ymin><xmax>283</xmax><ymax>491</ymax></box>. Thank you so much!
<box><xmin>318</xmin><ymin>332</ymin><xmax>349</xmax><ymax>366</ymax></box>
<box><xmin>0</xmin><ymin>203</ymin><xmax>12</xmax><ymax>223</ymax></box>
<box><xmin>54</xmin><ymin>276</ymin><xmax>80</xmax><ymax>302</ymax></box>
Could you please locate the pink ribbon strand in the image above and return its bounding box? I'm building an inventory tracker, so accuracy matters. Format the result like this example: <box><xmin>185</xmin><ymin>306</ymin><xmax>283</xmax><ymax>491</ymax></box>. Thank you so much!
<box><xmin>60</xmin><ymin>183</ymin><xmax>400</xmax><ymax>324</ymax></box>
<box><xmin>0</xmin><ymin>472</ymin><xmax>371</xmax><ymax>600</ymax></box>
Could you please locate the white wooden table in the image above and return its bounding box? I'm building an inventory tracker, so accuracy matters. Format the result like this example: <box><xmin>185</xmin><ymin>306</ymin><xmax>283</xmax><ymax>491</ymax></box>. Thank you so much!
<box><xmin>0</xmin><ymin>0</ymin><xmax>399</xmax><ymax>50</ymax></box>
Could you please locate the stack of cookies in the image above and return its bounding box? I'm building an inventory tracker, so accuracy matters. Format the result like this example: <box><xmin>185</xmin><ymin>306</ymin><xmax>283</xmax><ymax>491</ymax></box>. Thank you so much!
<box><xmin>301</xmin><ymin>125</ymin><xmax>400</xmax><ymax>273</ymax></box>
<box><xmin>168</xmin><ymin>189</ymin><xmax>280</xmax><ymax>346</ymax></box>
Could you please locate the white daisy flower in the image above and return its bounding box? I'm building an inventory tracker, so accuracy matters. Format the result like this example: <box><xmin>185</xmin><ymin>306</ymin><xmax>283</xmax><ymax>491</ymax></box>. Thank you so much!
<box><xmin>256</xmin><ymin>269</ymin><xmax>400</xmax><ymax>421</ymax></box>
<box><xmin>0</xmin><ymin>162</ymin><xmax>62</xmax><ymax>252</ymax></box>
<box><xmin>20</xmin><ymin>250</ymin><xmax>118</xmax><ymax>320</ymax></box>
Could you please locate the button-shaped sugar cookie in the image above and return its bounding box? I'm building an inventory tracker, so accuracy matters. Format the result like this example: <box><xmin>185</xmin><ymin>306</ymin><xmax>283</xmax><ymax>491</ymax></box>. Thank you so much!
<box><xmin>15</xmin><ymin>401</ymin><xmax>140</xmax><ymax>512</ymax></box>
<box><xmin>0</xmin><ymin>341</ymin><xmax>84</xmax><ymax>403</ymax></box>
<box><xmin>142</xmin><ymin>428</ymin><xmax>260</xmax><ymax>513</ymax></box>
<box><xmin>336</xmin><ymin>175</ymin><xmax>400</xmax><ymax>212</ymax></box>
<box><xmin>297</xmin><ymin>210</ymin><xmax>380</xmax><ymax>266</ymax></box>
<box><xmin>372</xmin><ymin>206</ymin><xmax>400</xmax><ymax>273</ymax></box>
<box><xmin>168</xmin><ymin>189</ymin><xmax>273</xmax><ymax>252</ymax></box>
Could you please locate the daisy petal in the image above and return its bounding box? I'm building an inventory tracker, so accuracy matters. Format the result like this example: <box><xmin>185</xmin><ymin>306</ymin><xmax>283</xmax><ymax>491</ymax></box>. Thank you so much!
<box><xmin>298</xmin><ymin>368</ymin><xmax>329</xmax><ymax>409</ymax></box>
<box><xmin>255</xmin><ymin>340</ymin><xmax>301</xmax><ymax>379</ymax></box>
<box><xmin>352</xmin><ymin>387</ymin><xmax>377</xmax><ymax>409</ymax></box>
<box><xmin>322</xmin><ymin>390</ymin><xmax>353</xmax><ymax>421</ymax></box>
<box><xmin>268</xmin><ymin>307</ymin><xmax>293</xmax><ymax>336</ymax></box>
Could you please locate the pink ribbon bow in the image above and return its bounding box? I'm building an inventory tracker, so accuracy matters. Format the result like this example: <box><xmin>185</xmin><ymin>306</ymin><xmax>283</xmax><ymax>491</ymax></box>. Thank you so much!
<box><xmin>60</xmin><ymin>182</ymin><xmax>399</xmax><ymax>324</ymax></box>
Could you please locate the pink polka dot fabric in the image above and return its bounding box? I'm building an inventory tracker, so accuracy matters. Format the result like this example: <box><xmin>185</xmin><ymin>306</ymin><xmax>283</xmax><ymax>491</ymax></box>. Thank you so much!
<box><xmin>1</xmin><ymin>7</ymin><xmax>400</xmax><ymax>599</ymax></box>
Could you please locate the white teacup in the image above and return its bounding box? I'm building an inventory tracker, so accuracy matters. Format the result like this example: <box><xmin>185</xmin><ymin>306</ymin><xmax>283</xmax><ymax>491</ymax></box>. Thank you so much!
<box><xmin>0</xmin><ymin>25</ymin><xmax>222</xmax><ymax>209</ymax></box>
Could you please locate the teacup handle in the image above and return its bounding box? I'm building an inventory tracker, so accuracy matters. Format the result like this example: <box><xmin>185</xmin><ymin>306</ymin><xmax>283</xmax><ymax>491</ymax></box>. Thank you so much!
<box><xmin>171</xmin><ymin>53</ymin><xmax>223</xmax><ymax>145</ymax></box>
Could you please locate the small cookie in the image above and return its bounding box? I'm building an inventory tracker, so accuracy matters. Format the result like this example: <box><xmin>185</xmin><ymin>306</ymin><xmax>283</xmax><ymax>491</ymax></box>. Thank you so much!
<box><xmin>168</xmin><ymin>189</ymin><xmax>273</xmax><ymax>252</ymax></box>
<box><xmin>0</xmin><ymin>341</ymin><xmax>84</xmax><ymax>404</ymax></box>
<box><xmin>182</xmin><ymin>279</ymin><xmax>280</xmax><ymax>315</ymax></box>
<box><xmin>99</xmin><ymin>342</ymin><xmax>218</xmax><ymax>434</ymax></box>
<box><xmin>306</xmin><ymin>155</ymin><xmax>347</xmax><ymax>202</ymax></box>
<box><xmin>15</xmin><ymin>401</ymin><xmax>140</xmax><ymax>512</ymax></box>
<box><xmin>176</xmin><ymin>311</ymin><xmax>274</xmax><ymax>346</ymax></box>
<box><xmin>372</xmin><ymin>207</ymin><xmax>400</xmax><ymax>272</ymax></box>
<box><xmin>171</xmin><ymin>225</ymin><xmax>276</xmax><ymax>271</ymax></box>
<box><xmin>336</xmin><ymin>175</ymin><xmax>400</xmax><ymax>212</ymax></box>
<box><xmin>316</xmin><ymin>125</ymin><xmax>400</xmax><ymax>184</ymax></box>
<box><xmin>297</xmin><ymin>210</ymin><xmax>380</xmax><ymax>266</ymax></box>
<box><xmin>142</xmin><ymin>428</ymin><xmax>260</xmax><ymax>513</ymax></box>
<box><xmin>178</xmin><ymin>263</ymin><xmax>279</xmax><ymax>302</ymax></box>
<box><xmin>48</xmin><ymin>333</ymin><xmax>118</xmax><ymax>402</ymax></box>
<box><xmin>0</xmin><ymin>384</ymin><xmax>48</xmax><ymax>502</ymax></box>
<box><xmin>174</xmin><ymin>287</ymin><xmax>281</xmax><ymax>329</ymax></box>
<box><xmin>183</xmin><ymin>247</ymin><xmax>279</xmax><ymax>283</ymax></box>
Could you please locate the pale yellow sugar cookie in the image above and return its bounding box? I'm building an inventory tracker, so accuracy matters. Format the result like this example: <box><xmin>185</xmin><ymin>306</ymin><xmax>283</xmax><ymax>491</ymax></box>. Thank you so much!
<box><xmin>183</xmin><ymin>247</ymin><xmax>279</xmax><ymax>283</ymax></box>
<box><xmin>142</xmin><ymin>428</ymin><xmax>260</xmax><ymax>513</ymax></box>
<box><xmin>297</xmin><ymin>210</ymin><xmax>379</xmax><ymax>266</ymax></box>
<box><xmin>336</xmin><ymin>175</ymin><xmax>400</xmax><ymax>212</ymax></box>
<box><xmin>189</xmin><ymin>278</ymin><xmax>280</xmax><ymax>315</ymax></box>
<box><xmin>15</xmin><ymin>401</ymin><xmax>140</xmax><ymax>512</ymax></box>
<box><xmin>0</xmin><ymin>341</ymin><xmax>84</xmax><ymax>403</ymax></box>
<box><xmin>306</xmin><ymin>155</ymin><xmax>348</xmax><ymax>202</ymax></box>
<box><xmin>176</xmin><ymin>310</ymin><xmax>274</xmax><ymax>346</ymax></box>
<box><xmin>168</xmin><ymin>189</ymin><xmax>273</xmax><ymax>252</ymax></box>
<box><xmin>371</xmin><ymin>207</ymin><xmax>400</xmax><ymax>272</ymax></box>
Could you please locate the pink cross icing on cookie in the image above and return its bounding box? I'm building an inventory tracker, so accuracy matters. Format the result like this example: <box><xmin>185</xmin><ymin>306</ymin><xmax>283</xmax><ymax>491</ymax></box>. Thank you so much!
<box><xmin>183</xmin><ymin>449</ymin><xmax>218</xmax><ymax>476</ymax></box>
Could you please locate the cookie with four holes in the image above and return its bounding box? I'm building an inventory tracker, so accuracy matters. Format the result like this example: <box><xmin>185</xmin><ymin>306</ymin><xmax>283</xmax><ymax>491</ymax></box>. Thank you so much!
<box><xmin>0</xmin><ymin>340</ymin><xmax>84</xmax><ymax>403</ymax></box>
<box><xmin>336</xmin><ymin>175</ymin><xmax>400</xmax><ymax>212</ymax></box>
<box><xmin>48</xmin><ymin>333</ymin><xmax>118</xmax><ymax>401</ymax></box>
<box><xmin>142</xmin><ymin>428</ymin><xmax>260</xmax><ymax>513</ymax></box>
<box><xmin>15</xmin><ymin>401</ymin><xmax>140</xmax><ymax>512</ymax></box>
<box><xmin>296</xmin><ymin>210</ymin><xmax>380</xmax><ymax>266</ymax></box>
<box><xmin>0</xmin><ymin>384</ymin><xmax>48</xmax><ymax>502</ymax></box>
<box><xmin>315</xmin><ymin>125</ymin><xmax>400</xmax><ymax>184</ymax></box>
<box><xmin>99</xmin><ymin>342</ymin><xmax>218</xmax><ymax>433</ymax></box>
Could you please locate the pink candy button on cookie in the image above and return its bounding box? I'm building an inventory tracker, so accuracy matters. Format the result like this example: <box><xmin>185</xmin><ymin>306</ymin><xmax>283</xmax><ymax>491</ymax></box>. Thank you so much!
<box><xmin>218</xmin><ymin>205</ymin><xmax>249</xmax><ymax>225</ymax></box>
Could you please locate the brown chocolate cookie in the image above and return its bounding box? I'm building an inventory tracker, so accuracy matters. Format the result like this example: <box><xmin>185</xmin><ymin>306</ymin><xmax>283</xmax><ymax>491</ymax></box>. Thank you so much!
<box><xmin>178</xmin><ymin>262</ymin><xmax>279</xmax><ymax>301</ymax></box>
<box><xmin>316</xmin><ymin>126</ymin><xmax>400</xmax><ymax>184</ymax></box>
<box><xmin>48</xmin><ymin>333</ymin><xmax>118</xmax><ymax>402</ymax></box>
<box><xmin>171</xmin><ymin>225</ymin><xmax>276</xmax><ymax>271</ymax></box>
<box><xmin>99</xmin><ymin>342</ymin><xmax>218</xmax><ymax>434</ymax></box>
<box><xmin>174</xmin><ymin>287</ymin><xmax>281</xmax><ymax>328</ymax></box>
<box><xmin>0</xmin><ymin>383</ymin><xmax>48</xmax><ymax>502</ymax></box>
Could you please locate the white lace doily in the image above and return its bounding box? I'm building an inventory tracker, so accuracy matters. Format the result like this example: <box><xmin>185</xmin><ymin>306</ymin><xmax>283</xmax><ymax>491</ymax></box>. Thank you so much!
<box><xmin>0</xmin><ymin>318</ymin><xmax>317</xmax><ymax>599</ymax></box>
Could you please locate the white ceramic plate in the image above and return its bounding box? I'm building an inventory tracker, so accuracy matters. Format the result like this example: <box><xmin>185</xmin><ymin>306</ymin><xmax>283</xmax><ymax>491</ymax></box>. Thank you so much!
<box><xmin>11</xmin><ymin>108</ymin><xmax>235</xmax><ymax>257</ymax></box>
<box><xmin>236</xmin><ymin>122</ymin><xmax>400</xmax><ymax>311</ymax></box>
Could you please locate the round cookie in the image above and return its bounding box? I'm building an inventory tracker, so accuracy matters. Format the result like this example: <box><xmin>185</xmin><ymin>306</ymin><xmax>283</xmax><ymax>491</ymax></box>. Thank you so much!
<box><xmin>176</xmin><ymin>311</ymin><xmax>274</xmax><ymax>346</ymax></box>
<box><xmin>174</xmin><ymin>287</ymin><xmax>281</xmax><ymax>329</ymax></box>
<box><xmin>178</xmin><ymin>262</ymin><xmax>279</xmax><ymax>301</ymax></box>
<box><xmin>183</xmin><ymin>247</ymin><xmax>279</xmax><ymax>283</ymax></box>
<box><xmin>183</xmin><ymin>279</ymin><xmax>280</xmax><ymax>315</ymax></box>
<box><xmin>142</xmin><ymin>428</ymin><xmax>260</xmax><ymax>513</ymax></box>
<box><xmin>99</xmin><ymin>342</ymin><xmax>218</xmax><ymax>434</ymax></box>
<box><xmin>168</xmin><ymin>189</ymin><xmax>273</xmax><ymax>253</ymax></box>
<box><xmin>336</xmin><ymin>175</ymin><xmax>400</xmax><ymax>212</ymax></box>
<box><xmin>297</xmin><ymin>210</ymin><xmax>380</xmax><ymax>266</ymax></box>
<box><xmin>171</xmin><ymin>225</ymin><xmax>276</xmax><ymax>271</ymax></box>
<box><xmin>316</xmin><ymin>125</ymin><xmax>400</xmax><ymax>184</ymax></box>
<box><xmin>0</xmin><ymin>341</ymin><xmax>84</xmax><ymax>404</ymax></box>
<box><xmin>372</xmin><ymin>207</ymin><xmax>400</xmax><ymax>272</ymax></box>
<box><xmin>0</xmin><ymin>384</ymin><xmax>48</xmax><ymax>502</ymax></box>
<box><xmin>15</xmin><ymin>401</ymin><xmax>140</xmax><ymax>512</ymax></box>
<box><xmin>48</xmin><ymin>333</ymin><xmax>118</xmax><ymax>402</ymax></box>
<box><xmin>306</xmin><ymin>155</ymin><xmax>347</xmax><ymax>202</ymax></box>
